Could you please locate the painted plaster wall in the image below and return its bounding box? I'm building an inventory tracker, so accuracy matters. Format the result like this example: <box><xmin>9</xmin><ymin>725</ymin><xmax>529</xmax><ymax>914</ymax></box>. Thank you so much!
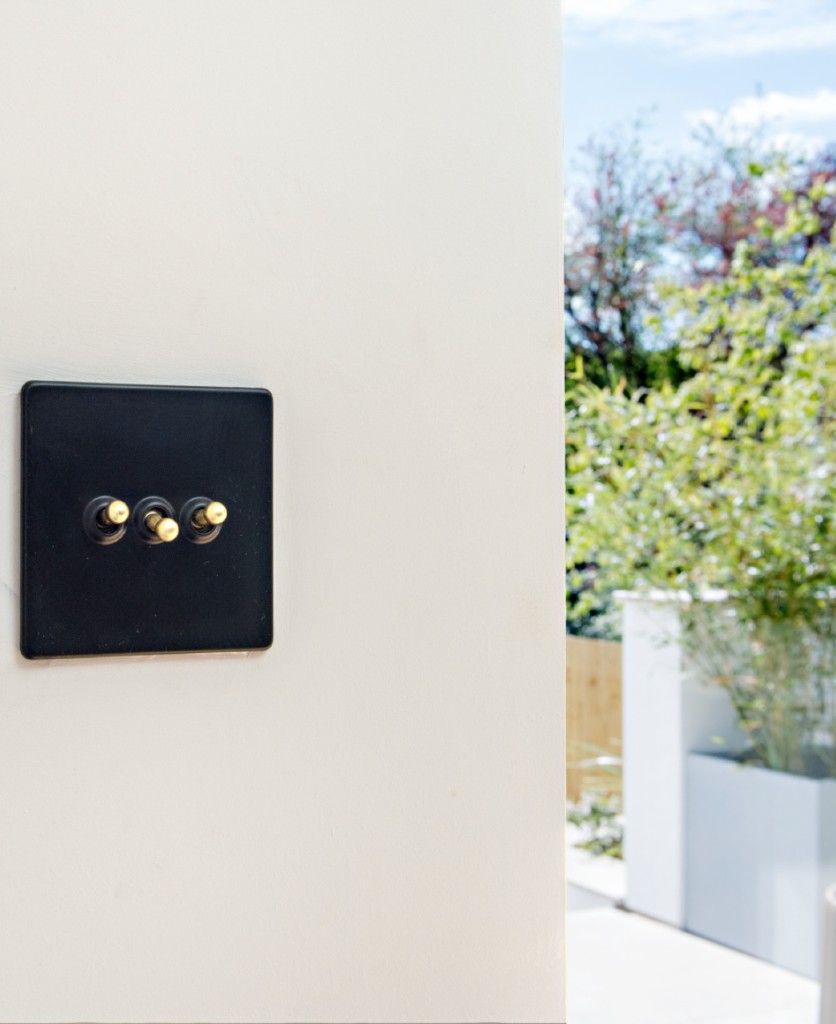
<box><xmin>0</xmin><ymin>3</ymin><xmax>564</xmax><ymax>1021</ymax></box>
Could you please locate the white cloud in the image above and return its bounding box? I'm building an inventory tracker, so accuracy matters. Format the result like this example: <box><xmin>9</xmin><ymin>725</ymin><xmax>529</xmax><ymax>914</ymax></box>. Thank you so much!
<box><xmin>687</xmin><ymin>90</ymin><xmax>836</xmax><ymax>154</ymax></box>
<box><xmin>689</xmin><ymin>87</ymin><xmax>836</xmax><ymax>136</ymax></box>
<box><xmin>705</xmin><ymin>89</ymin><xmax>836</xmax><ymax>128</ymax></box>
<box><xmin>702</xmin><ymin>20</ymin><xmax>836</xmax><ymax>57</ymax></box>
<box><xmin>564</xmin><ymin>0</ymin><xmax>836</xmax><ymax>58</ymax></box>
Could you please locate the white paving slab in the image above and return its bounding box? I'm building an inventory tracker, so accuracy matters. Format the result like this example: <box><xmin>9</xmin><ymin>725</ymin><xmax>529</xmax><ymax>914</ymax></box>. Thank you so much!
<box><xmin>566</xmin><ymin>824</ymin><xmax>626</xmax><ymax>903</ymax></box>
<box><xmin>567</xmin><ymin>907</ymin><xmax>820</xmax><ymax>1024</ymax></box>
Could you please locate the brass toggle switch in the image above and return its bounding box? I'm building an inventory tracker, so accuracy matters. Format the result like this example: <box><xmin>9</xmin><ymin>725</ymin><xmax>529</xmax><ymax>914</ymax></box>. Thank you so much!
<box><xmin>144</xmin><ymin>509</ymin><xmax>179</xmax><ymax>543</ymax></box>
<box><xmin>98</xmin><ymin>499</ymin><xmax>130</xmax><ymax>529</ymax></box>
<box><xmin>180</xmin><ymin>496</ymin><xmax>228</xmax><ymax>544</ymax></box>
<box><xmin>83</xmin><ymin>495</ymin><xmax>131</xmax><ymax>545</ymax></box>
<box><xmin>133</xmin><ymin>496</ymin><xmax>179</xmax><ymax>545</ymax></box>
<box><xmin>192</xmin><ymin>500</ymin><xmax>227</xmax><ymax>530</ymax></box>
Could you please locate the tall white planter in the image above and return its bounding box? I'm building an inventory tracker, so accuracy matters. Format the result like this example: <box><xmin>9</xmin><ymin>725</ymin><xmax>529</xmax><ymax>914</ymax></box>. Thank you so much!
<box><xmin>620</xmin><ymin>593</ymin><xmax>745</xmax><ymax>925</ymax></box>
<box><xmin>686</xmin><ymin>752</ymin><xmax>836</xmax><ymax>978</ymax></box>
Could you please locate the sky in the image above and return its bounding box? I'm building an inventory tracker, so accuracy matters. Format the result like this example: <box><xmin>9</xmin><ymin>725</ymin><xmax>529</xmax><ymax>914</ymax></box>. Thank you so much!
<box><xmin>563</xmin><ymin>0</ymin><xmax>836</xmax><ymax>167</ymax></box>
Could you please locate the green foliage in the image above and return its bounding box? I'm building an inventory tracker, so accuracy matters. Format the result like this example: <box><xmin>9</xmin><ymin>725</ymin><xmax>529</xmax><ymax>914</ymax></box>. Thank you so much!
<box><xmin>564</xmin><ymin>119</ymin><xmax>836</xmax><ymax>398</ymax></box>
<box><xmin>567</xmin><ymin>793</ymin><xmax>624</xmax><ymax>859</ymax></box>
<box><xmin>567</xmin><ymin>742</ymin><xmax>623</xmax><ymax>857</ymax></box>
<box><xmin>566</xmin><ymin>196</ymin><xmax>836</xmax><ymax>775</ymax></box>
<box><xmin>684</xmin><ymin>607</ymin><xmax>836</xmax><ymax>777</ymax></box>
<box><xmin>568</xmin><ymin>217</ymin><xmax>835</xmax><ymax>612</ymax></box>
<box><xmin>566</xmin><ymin>564</ymin><xmax>621</xmax><ymax>640</ymax></box>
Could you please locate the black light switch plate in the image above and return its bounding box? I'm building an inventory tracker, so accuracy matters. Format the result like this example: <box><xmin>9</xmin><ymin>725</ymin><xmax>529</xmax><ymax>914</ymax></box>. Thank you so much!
<box><xmin>21</xmin><ymin>381</ymin><xmax>273</xmax><ymax>659</ymax></box>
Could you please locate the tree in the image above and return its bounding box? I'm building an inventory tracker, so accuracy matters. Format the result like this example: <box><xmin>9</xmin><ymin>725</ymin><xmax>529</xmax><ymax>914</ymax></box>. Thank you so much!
<box><xmin>564</xmin><ymin>120</ymin><xmax>836</xmax><ymax>393</ymax></box>
<box><xmin>566</xmin><ymin>196</ymin><xmax>836</xmax><ymax>773</ymax></box>
<box><xmin>567</xmin><ymin>199</ymin><xmax>835</xmax><ymax>613</ymax></box>
<box><xmin>664</xmin><ymin>129</ymin><xmax>836</xmax><ymax>281</ymax></box>
<box><xmin>564</xmin><ymin>123</ymin><xmax>676</xmax><ymax>392</ymax></box>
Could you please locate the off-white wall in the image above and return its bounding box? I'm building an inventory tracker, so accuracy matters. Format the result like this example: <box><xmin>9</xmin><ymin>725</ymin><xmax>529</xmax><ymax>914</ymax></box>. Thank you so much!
<box><xmin>0</xmin><ymin>4</ymin><xmax>564</xmax><ymax>1021</ymax></box>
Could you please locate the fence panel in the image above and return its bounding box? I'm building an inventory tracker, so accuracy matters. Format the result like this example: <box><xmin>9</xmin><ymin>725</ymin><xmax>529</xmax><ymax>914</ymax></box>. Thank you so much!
<box><xmin>566</xmin><ymin>635</ymin><xmax>622</xmax><ymax>803</ymax></box>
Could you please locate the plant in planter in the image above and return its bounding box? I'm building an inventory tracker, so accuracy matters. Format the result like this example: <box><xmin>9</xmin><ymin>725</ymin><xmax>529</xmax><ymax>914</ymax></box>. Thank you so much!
<box><xmin>683</xmin><ymin>603</ymin><xmax>835</xmax><ymax>778</ymax></box>
<box><xmin>567</xmin><ymin>741</ymin><xmax>624</xmax><ymax>859</ymax></box>
<box><xmin>566</xmin><ymin>188</ymin><xmax>836</xmax><ymax>974</ymax></box>
<box><xmin>568</xmin><ymin>792</ymin><xmax>624</xmax><ymax>860</ymax></box>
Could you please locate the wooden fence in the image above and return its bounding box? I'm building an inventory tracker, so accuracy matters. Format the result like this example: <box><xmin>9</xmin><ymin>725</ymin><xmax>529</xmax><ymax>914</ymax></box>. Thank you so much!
<box><xmin>566</xmin><ymin>635</ymin><xmax>623</xmax><ymax>803</ymax></box>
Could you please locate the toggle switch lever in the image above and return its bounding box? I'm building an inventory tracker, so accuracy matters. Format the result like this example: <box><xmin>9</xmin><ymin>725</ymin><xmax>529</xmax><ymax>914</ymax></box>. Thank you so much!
<box><xmin>192</xmin><ymin>500</ymin><xmax>227</xmax><ymax>530</ymax></box>
<box><xmin>180</xmin><ymin>497</ymin><xmax>228</xmax><ymax>544</ymax></box>
<box><xmin>97</xmin><ymin>499</ymin><xmax>130</xmax><ymax>530</ymax></box>
<box><xmin>144</xmin><ymin>509</ymin><xmax>179</xmax><ymax>543</ymax></box>
<box><xmin>83</xmin><ymin>495</ymin><xmax>131</xmax><ymax>545</ymax></box>
<box><xmin>133</xmin><ymin>496</ymin><xmax>179</xmax><ymax>545</ymax></box>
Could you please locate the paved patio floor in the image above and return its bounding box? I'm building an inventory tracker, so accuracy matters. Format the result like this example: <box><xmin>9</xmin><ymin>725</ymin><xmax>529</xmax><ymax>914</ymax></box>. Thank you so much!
<box><xmin>566</xmin><ymin>830</ymin><xmax>820</xmax><ymax>1023</ymax></box>
<box><xmin>567</xmin><ymin>902</ymin><xmax>820</xmax><ymax>1024</ymax></box>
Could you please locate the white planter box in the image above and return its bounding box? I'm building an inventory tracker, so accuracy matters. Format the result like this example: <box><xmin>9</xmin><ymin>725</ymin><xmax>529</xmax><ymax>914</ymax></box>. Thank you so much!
<box><xmin>686</xmin><ymin>752</ymin><xmax>836</xmax><ymax>978</ymax></box>
<box><xmin>620</xmin><ymin>593</ymin><xmax>745</xmax><ymax>925</ymax></box>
